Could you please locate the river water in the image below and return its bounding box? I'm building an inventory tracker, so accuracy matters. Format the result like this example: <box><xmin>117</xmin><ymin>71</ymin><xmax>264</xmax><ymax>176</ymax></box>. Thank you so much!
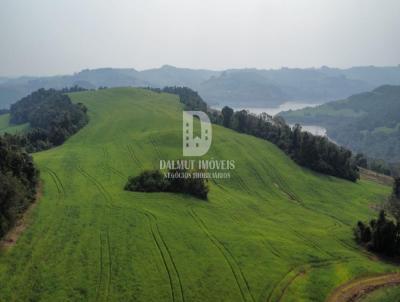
<box><xmin>213</xmin><ymin>102</ymin><xmax>328</xmax><ymax>136</ymax></box>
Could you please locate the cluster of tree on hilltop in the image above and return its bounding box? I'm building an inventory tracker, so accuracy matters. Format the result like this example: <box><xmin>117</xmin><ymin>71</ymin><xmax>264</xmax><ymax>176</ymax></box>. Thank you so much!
<box><xmin>125</xmin><ymin>169</ymin><xmax>208</xmax><ymax>200</ymax></box>
<box><xmin>145</xmin><ymin>86</ymin><xmax>208</xmax><ymax>112</ymax></box>
<box><xmin>9</xmin><ymin>88</ymin><xmax>89</xmax><ymax>152</ymax></box>
<box><xmin>355</xmin><ymin>178</ymin><xmax>400</xmax><ymax>257</ymax></box>
<box><xmin>59</xmin><ymin>85</ymin><xmax>89</xmax><ymax>93</ymax></box>
<box><xmin>0</xmin><ymin>134</ymin><xmax>39</xmax><ymax>238</ymax></box>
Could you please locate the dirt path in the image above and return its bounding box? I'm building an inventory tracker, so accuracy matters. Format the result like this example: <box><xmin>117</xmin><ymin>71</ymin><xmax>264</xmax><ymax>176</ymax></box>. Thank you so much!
<box><xmin>326</xmin><ymin>273</ymin><xmax>400</xmax><ymax>302</ymax></box>
<box><xmin>359</xmin><ymin>167</ymin><xmax>393</xmax><ymax>187</ymax></box>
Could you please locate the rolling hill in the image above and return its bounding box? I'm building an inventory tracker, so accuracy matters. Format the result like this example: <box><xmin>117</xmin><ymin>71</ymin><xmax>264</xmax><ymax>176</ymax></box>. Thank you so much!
<box><xmin>0</xmin><ymin>66</ymin><xmax>219</xmax><ymax>109</ymax></box>
<box><xmin>0</xmin><ymin>88</ymin><xmax>397</xmax><ymax>301</ymax></box>
<box><xmin>2</xmin><ymin>65</ymin><xmax>400</xmax><ymax>109</ymax></box>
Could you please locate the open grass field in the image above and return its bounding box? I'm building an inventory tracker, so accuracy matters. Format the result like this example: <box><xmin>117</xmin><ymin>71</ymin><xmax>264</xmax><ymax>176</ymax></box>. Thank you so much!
<box><xmin>0</xmin><ymin>88</ymin><xmax>397</xmax><ymax>301</ymax></box>
<box><xmin>0</xmin><ymin>113</ymin><xmax>28</xmax><ymax>135</ymax></box>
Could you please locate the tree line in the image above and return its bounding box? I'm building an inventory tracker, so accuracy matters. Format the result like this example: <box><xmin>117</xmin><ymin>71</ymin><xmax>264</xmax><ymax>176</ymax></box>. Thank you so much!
<box><xmin>0</xmin><ymin>134</ymin><xmax>39</xmax><ymax>238</ymax></box>
<box><xmin>212</xmin><ymin>107</ymin><xmax>358</xmax><ymax>181</ymax></box>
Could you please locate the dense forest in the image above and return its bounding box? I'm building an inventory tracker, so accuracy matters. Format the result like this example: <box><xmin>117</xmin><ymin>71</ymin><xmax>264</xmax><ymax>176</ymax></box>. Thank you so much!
<box><xmin>9</xmin><ymin>88</ymin><xmax>89</xmax><ymax>152</ymax></box>
<box><xmin>0</xmin><ymin>134</ymin><xmax>39</xmax><ymax>238</ymax></box>
<box><xmin>160</xmin><ymin>86</ymin><xmax>358</xmax><ymax>181</ymax></box>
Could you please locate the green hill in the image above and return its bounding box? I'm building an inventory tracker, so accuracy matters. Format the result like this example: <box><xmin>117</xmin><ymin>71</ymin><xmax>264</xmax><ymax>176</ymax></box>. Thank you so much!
<box><xmin>0</xmin><ymin>88</ymin><xmax>397</xmax><ymax>301</ymax></box>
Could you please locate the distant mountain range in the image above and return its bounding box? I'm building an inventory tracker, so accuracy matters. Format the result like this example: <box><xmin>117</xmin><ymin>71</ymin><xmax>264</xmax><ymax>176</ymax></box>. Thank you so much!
<box><xmin>1</xmin><ymin>65</ymin><xmax>400</xmax><ymax>109</ymax></box>
<box><xmin>280</xmin><ymin>85</ymin><xmax>400</xmax><ymax>162</ymax></box>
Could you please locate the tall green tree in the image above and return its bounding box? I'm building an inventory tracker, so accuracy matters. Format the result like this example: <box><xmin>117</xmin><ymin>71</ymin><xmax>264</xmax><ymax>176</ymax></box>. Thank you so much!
<box><xmin>221</xmin><ymin>106</ymin><xmax>234</xmax><ymax>128</ymax></box>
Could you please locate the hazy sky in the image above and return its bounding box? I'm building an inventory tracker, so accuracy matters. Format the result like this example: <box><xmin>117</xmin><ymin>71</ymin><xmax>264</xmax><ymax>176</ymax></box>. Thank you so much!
<box><xmin>1</xmin><ymin>0</ymin><xmax>399</xmax><ymax>76</ymax></box>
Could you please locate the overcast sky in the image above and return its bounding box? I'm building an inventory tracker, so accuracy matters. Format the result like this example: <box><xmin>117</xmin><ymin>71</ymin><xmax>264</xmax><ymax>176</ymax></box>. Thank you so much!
<box><xmin>1</xmin><ymin>0</ymin><xmax>399</xmax><ymax>76</ymax></box>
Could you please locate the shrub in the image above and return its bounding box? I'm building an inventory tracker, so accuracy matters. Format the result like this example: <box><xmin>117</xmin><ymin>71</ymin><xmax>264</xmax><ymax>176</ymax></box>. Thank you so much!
<box><xmin>354</xmin><ymin>210</ymin><xmax>400</xmax><ymax>257</ymax></box>
<box><xmin>124</xmin><ymin>169</ymin><xmax>208</xmax><ymax>200</ymax></box>
<box><xmin>124</xmin><ymin>170</ymin><xmax>169</xmax><ymax>192</ymax></box>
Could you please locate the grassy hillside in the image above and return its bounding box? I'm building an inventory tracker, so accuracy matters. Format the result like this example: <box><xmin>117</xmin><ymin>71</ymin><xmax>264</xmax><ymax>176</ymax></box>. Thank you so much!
<box><xmin>0</xmin><ymin>88</ymin><xmax>397</xmax><ymax>301</ymax></box>
<box><xmin>360</xmin><ymin>286</ymin><xmax>400</xmax><ymax>302</ymax></box>
<box><xmin>0</xmin><ymin>113</ymin><xmax>28</xmax><ymax>134</ymax></box>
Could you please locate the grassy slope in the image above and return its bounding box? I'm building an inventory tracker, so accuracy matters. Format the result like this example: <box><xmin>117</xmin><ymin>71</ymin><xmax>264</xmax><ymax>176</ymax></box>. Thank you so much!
<box><xmin>0</xmin><ymin>113</ymin><xmax>28</xmax><ymax>134</ymax></box>
<box><xmin>360</xmin><ymin>285</ymin><xmax>400</xmax><ymax>302</ymax></box>
<box><xmin>0</xmin><ymin>88</ymin><xmax>396</xmax><ymax>302</ymax></box>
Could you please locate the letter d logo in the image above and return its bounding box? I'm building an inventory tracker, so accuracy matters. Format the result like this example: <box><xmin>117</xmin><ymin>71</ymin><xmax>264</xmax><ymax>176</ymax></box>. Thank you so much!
<box><xmin>183</xmin><ymin>111</ymin><xmax>212</xmax><ymax>156</ymax></box>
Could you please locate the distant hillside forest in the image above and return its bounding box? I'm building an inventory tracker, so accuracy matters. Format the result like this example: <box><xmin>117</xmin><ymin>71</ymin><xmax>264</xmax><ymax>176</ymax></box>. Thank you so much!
<box><xmin>1</xmin><ymin>65</ymin><xmax>400</xmax><ymax>109</ymax></box>
<box><xmin>159</xmin><ymin>86</ymin><xmax>359</xmax><ymax>181</ymax></box>
<box><xmin>280</xmin><ymin>85</ymin><xmax>400</xmax><ymax>165</ymax></box>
